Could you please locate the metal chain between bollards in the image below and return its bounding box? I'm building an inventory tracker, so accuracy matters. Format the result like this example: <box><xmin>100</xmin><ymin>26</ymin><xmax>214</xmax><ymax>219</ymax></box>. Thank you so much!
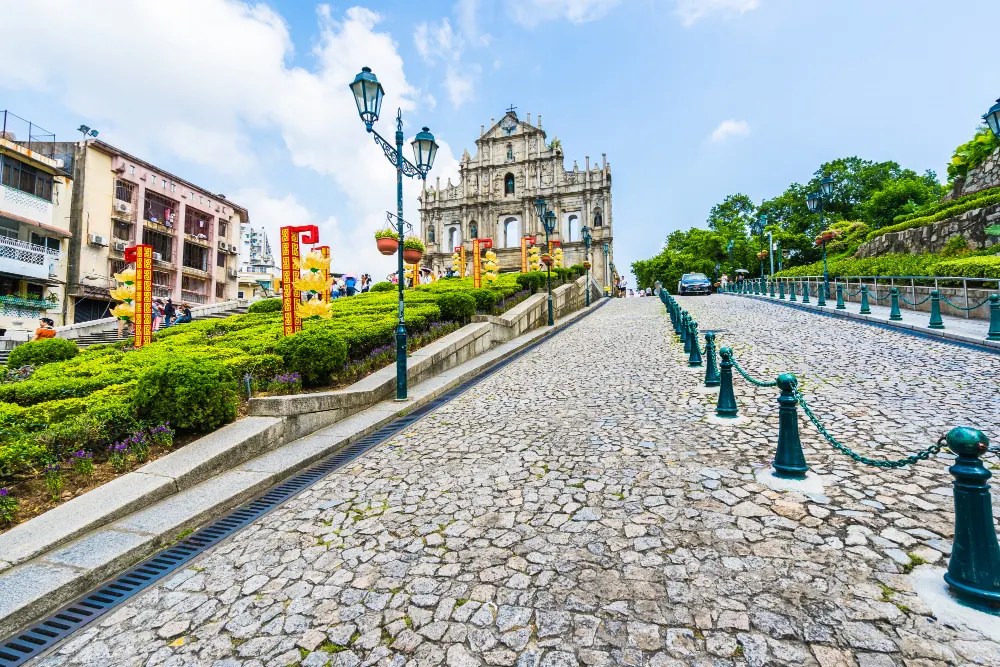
<box><xmin>870</xmin><ymin>290</ymin><xmax>891</xmax><ymax>302</ymax></box>
<box><xmin>730</xmin><ymin>357</ymin><xmax>779</xmax><ymax>387</ymax></box>
<box><xmin>938</xmin><ymin>293</ymin><xmax>994</xmax><ymax>311</ymax></box>
<box><xmin>899</xmin><ymin>293</ymin><xmax>932</xmax><ymax>306</ymax></box>
<box><xmin>794</xmin><ymin>386</ymin><xmax>946</xmax><ymax>468</ymax></box>
<box><xmin>846</xmin><ymin>288</ymin><xmax>863</xmax><ymax>297</ymax></box>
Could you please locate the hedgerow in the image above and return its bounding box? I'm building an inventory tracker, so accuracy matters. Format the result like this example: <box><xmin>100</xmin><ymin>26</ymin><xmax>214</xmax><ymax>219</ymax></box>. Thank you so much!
<box><xmin>0</xmin><ymin>274</ymin><xmax>521</xmax><ymax>480</ymax></box>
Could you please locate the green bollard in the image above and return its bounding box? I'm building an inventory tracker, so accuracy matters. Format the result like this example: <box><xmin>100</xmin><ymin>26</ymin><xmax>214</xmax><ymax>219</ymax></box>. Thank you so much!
<box><xmin>769</xmin><ymin>280</ymin><xmax>775</xmax><ymax>298</ymax></box>
<box><xmin>678</xmin><ymin>311</ymin><xmax>689</xmax><ymax>339</ymax></box>
<box><xmin>816</xmin><ymin>281</ymin><xmax>827</xmax><ymax>307</ymax></box>
<box><xmin>752</xmin><ymin>280</ymin><xmax>758</xmax><ymax>295</ymax></box>
<box><xmin>836</xmin><ymin>282</ymin><xmax>846</xmax><ymax>309</ymax></box>
<box><xmin>988</xmin><ymin>295</ymin><xmax>1000</xmax><ymax>341</ymax></box>
<box><xmin>682</xmin><ymin>313</ymin><xmax>692</xmax><ymax>350</ymax></box>
<box><xmin>789</xmin><ymin>281</ymin><xmax>797</xmax><ymax>302</ymax></box>
<box><xmin>801</xmin><ymin>281</ymin><xmax>811</xmax><ymax>304</ymax></box>
<box><xmin>928</xmin><ymin>291</ymin><xmax>945</xmax><ymax>329</ymax></box>
<box><xmin>687</xmin><ymin>321</ymin><xmax>703</xmax><ymax>367</ymax></box>
<box><xmin>772</xmin><ymin>373</ymin><xmax>808</xmax><ymax>480</ymax></box>
<box><xmin>859</xmin><ymin>284</ymin><xmax>871</xmax><ymax>314</ymax></box>
<box><xmin>715</xmin><ymin>347</ymin><xmax>739</xmax><ymax>418</ymax></box>
<box><xmin>778</xmin><ymin>280</ymin><xmax>785</xmax><ymax>300</ymax></box>
<box><xmin>942</xmin><ymin>426</ymin><xmax>1000</xmax><ymax>610</ymax></box>
<box><xmin>889</xmin><ymin>288</ymin><xmax>902</xmax><ymax>321</ymax></box>
<box><xmin>703</xmin><ymin>332</ymin><xmax>720</xmax><ymax>386</ymax></box>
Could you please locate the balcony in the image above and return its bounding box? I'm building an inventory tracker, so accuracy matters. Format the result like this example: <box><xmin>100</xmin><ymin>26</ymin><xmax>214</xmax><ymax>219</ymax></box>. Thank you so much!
<box><xmin>1</xmin><ymin>183</ymin><xmax>53</xmax><ymax>227</ymax></box>
<box><xmin>181</xmin><ymin>290</ymin><xmax>208</xmax><ymax>304</ymax></box>
<box><xmin>184</xmin><ymin>233</ymin><xmax>211</xmax><ymax>247</ymax></box>
<box><xmin>0</xmin><ymin>236</ymin><xmax>55</xmax><ymax>280</ymax></box>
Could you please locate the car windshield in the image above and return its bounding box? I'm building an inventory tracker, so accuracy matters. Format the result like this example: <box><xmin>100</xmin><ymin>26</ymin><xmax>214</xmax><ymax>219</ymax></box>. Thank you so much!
<box><xmin>683</xmin><ymin>274</ymin><xmax>709</xmax><ymax>282</ymax></box>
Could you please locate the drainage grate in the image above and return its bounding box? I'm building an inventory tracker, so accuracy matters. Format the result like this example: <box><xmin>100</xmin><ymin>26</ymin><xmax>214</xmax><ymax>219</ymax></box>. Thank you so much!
<box><xmin>0</xmin><ymin>300</ymin><xmax>607</xmax><ymax>666</ymax></box>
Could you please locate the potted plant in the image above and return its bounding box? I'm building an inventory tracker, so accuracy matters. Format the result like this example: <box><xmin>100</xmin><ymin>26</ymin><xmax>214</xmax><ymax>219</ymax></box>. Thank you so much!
<box><xmin>541</xmin><ymin>253</ymin><xmax>553</xmax><ymax>267</ymax></box>
<box><xmin>403</xmin><ymin>237</ymin><xmax>425</xmax><ymax>264</ymax></box>
<box><xmin>583</xmin><ymin>261</ymin><xmax>591</xmax><ymax>270</ymax></box>
<box><xmin>375</xmin><ymin>229</ymin><xmax>400</xmax><ymax>256</ymax></box>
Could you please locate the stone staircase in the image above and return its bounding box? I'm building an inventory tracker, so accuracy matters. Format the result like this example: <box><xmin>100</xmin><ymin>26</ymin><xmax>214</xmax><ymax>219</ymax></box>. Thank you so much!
<box><xmin>0</xmin><ymin>305</ymin><xmax>248</xmax><ymax>364</ymax></box>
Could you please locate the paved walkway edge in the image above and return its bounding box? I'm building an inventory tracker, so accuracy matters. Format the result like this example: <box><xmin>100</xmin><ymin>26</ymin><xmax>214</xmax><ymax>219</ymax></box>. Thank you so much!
<box><xmin>731</xmin><ymin>293</ymin><xmax>1000</xmax><ymax>354</ymax></box>
<box><xmin>0</xmin><ymin>297</ymin><xmax>609</xmax><ymax>641</ymax></box>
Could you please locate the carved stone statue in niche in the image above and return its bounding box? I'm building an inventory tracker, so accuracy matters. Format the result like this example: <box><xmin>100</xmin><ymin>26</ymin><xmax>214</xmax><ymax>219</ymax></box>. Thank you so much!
<box><xmin>506</xmin><ymin>144</ymin><xmax>514</xmax><ymax>162</ymax></box>
<box><xmin>428</xmin><ymin>225</ymin><xmax>435</xmax><ymax>243</ymax></box>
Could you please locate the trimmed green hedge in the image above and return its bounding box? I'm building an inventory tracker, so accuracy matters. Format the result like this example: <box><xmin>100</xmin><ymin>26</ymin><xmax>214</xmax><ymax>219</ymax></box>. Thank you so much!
<box><xmin>0</xmin><ymin>274</ymin><xmax>523</xmax><ymax>479</ymax></box>
<box><xmin>8</xmin><ymin>338</ymin><xmax>79</xmax><ymax>368</ymax></box>
<box><xmin>247</xmin><ymin>298</ymin><xmax>282</xmax><ymax>314</ymax></box>
<box><xmin>773</xmin><ymin>251</ymin><xmax>1000</xmax><ymax>279</ymax></box>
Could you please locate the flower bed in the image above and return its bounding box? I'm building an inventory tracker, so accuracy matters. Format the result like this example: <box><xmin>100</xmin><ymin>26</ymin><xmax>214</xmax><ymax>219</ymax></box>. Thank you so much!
<box><xmin>0</xmin><ymin>274</ymin><xmax>523</xmax><ymax>530</ymax></box>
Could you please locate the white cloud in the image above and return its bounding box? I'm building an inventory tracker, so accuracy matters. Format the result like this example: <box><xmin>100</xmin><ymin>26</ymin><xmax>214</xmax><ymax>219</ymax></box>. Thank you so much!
<box><xmin>506</xmin><ymin>0</ymin><xmax>622</xmax><ymax>28</ymax></box>
<box><xmin>414</xmin><ymin>18</ymin><xmax>459</xmax><ymax>64</ymax></box>
<box><xmin>0</xmin><ymin>1</ymin><xmax>454</xmax><ymax>275</ymax></box>
<box><xmin>445</xmin><ymin>64</ymin><xmax>481</xmax><ymax>109</ymax></box>
<box><xmin>675</xmin><ymin>0</ymin><xmax>759</xmax><ymax>27</ymax></box>
<box><xmin>711</xmin><ymin>119</ymin><xmax>751</xmax><ymax>142</ymax></box>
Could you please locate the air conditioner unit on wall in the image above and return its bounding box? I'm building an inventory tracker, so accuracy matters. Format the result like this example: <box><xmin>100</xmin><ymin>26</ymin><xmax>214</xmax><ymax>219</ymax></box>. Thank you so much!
<box><xmin>88</xmin><ymin>233</ymin><xmax>109</xmax><ymax>247</ymax></box>
<box><xmin>218</xmin><ymin>240</ymin><xmax>227</xmax><ymax>251</ymax></box>
<box><xmin>115</xmin><ymin>201</ymin><xmax>131</xmax><ymax>214</ymax></box>
<box><xmin>152</xmin><ymin>252</ymin><xmax>163</xmax><ymax>261</ymax></box>
<box><xmin>112</xmin><ymin>241</ymin><xmax>127</xmax><ymax>252</ymax></box>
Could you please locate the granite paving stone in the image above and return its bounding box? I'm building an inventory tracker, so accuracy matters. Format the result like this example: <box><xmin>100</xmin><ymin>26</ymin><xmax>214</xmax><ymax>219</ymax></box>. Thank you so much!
<box><xmin>27</xmin><ymin>296</ymin><xmax>1000</xmax><ymax>666</ymax></box>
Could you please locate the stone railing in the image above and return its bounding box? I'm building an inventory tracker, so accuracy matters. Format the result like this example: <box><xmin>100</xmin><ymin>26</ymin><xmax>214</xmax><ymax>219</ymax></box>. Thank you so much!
<box><xmin>53</xmin><ymin>298</ymin><xmax>248</xmax><ymax>340</ymax></box>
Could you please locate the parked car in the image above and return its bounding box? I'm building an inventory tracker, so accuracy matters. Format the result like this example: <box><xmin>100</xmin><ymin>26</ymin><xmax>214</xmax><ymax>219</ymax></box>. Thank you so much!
<box><xmin>678</xmin><ymin>273</ymin><xmax>712</xmax><ymax>295</ymax></box>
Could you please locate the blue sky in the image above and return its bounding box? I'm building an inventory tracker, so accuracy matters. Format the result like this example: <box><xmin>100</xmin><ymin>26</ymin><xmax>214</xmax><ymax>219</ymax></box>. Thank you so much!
<box><xmin>1</xmin><ymin>0</ymin><xmax>997</xmax><ymax>281</ymax></box>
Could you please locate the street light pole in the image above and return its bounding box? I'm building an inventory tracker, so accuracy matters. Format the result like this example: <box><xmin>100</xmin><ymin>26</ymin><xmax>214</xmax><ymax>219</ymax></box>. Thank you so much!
<box><xmin>350</xmin><ymin>66</ymin><xmax>438</xmax><ymax>401</ymax></box>
<box><xmin>602</xmin><ymin>241</ymin><xmax>610</xmax><ymax>297</ymax></box>
<box><xmin>582</xmin><ymin>225</ymin><xmax>592</xmax><ymax>306</ymax></box>
<box><xmin>767</xmin><ymin>230</ymin><xmax>774</xmax><ymax>277</ymax></box>
<box><xmin>536</xmin><ymin>197</ymin><xmax>556</xmax><ymax>325</ymax></box>
<box><xmin>807</xmin><ymin>176</ymin><xmax>835</xmax><ymax>299</ymax></box>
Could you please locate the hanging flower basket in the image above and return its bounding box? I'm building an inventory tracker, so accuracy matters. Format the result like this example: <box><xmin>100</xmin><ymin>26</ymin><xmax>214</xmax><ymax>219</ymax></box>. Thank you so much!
<box><xmin>402</xmin><ymin>237</ymin><xmax>425</xmax><ymax>264</ymax></box>
<box><xmin>541</xmin><ymin>253</ymin><xmax>553</xmax><ymax>266</ymax></box>
<box><xmin>375</xmin><ymin>229</ymin><xmax>400</xmax><ymax>256</ymax></box>
<box><xmin>582</xmin><ymin>261</ymin><xmax>591</xmax><ymax>270</ymax></box>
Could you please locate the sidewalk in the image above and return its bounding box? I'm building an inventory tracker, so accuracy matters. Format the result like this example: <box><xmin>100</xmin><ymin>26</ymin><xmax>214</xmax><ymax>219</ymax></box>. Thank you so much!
<box><xmin>731</xmin><ymin>291</ymin><xmax>1000</xmax><ymax>352</ymax></box>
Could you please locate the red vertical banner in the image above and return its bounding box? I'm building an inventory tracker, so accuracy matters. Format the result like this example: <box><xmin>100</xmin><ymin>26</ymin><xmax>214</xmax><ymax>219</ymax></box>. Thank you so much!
<box><xmin>125</xmin><ymin>244</ymin><xmax>153</xmax><ymax>348</ymax></box>
<box><xmin>316</xmin><ymin>245</ymin><xmax>331</xmax><ymax>301</ymax></box>
<box><xmin>520</xmin><ymin>236</ymin><xmax>536</xmax><ymax>273</ymax></box>
<box><xmin>280</xmin><ymin>225</ymin><xmax>319</xmax><ymax>336</ymax></box>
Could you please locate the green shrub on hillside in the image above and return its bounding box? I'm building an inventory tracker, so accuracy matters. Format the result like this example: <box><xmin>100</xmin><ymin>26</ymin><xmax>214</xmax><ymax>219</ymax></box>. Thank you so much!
<box><xmin>866</xmin><ymin>191</ymin><xmax>1000</xmax><ymax>244</ymax></box>
<box><xmin>247</xmin><ymin>298</ymin><xmax>282</xmax><ymax>314</ymax></box>
<box><xmin>468</xmin><ymin>289</ymin><xmax>498</xmax><ymax>313</ymax></box>
<box><xmin>8</xmin><ymin>338</ymin><xmax>78</xmax><ymax>368</ymax></box>
<box><xmin>370</xmin><ymin>281</ymin><xmax>394</xmax><ymax>292</ymax></box>
<box><xmin>934</xmin><ymin>255</ymin><xmax>1000</xmax><ymax>278</ymax></box>
<box><xmin>275</xmin><ymin>327</ymin><xmax>348</xmax><ymax>387</ymax></box>
<box><xmin>134</xmin><ymin>357</ymin><xmax>236</xmax><ymax>432</ymax></box>
<box><xmin>773</xmin><ymin>250</ymin><xmax>1000</xmax><ymax>279</ymax></box>
<box><xmin>437</xmin><ymin>292</ymin><xmax>477</xmax><ymax>323</ymax></box>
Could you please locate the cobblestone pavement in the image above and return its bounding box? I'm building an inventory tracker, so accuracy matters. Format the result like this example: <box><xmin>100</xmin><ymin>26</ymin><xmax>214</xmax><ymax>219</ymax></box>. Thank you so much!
<box><xmin>33</xmin><ymin>296</ymin><xmax>1000</xmax><ymax>667</ymax></box>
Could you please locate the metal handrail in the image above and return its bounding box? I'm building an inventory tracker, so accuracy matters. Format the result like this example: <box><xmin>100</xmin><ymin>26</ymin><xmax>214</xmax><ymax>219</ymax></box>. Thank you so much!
<box><xmin>772</xmin><ymin>274</ymin><xmax>999</xmax><ymax>319</ymax></box>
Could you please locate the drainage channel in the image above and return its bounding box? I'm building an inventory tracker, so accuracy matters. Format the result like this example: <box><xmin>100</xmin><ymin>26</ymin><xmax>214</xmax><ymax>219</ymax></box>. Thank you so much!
<box><xmin>0</xmin><ymin>299</ymin><xmax>607</xmax><ymax>667</ymax></box>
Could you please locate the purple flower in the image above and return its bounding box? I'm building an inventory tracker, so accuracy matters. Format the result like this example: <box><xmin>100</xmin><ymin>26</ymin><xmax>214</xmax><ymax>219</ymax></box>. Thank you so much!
<box><xmin>0</xmin><ymin>489</ymin><xmax>8</xmax><ymax>497</ymax></box>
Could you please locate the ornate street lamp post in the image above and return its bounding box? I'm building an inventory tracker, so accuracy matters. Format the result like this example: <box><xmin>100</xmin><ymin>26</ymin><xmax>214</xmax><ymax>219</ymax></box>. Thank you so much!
<box><xmin>536</xmin><ymin>197</ymin><xmax>557</xmax><ymax>325</ymax></box>
<box><xmin>984</xmin><ymin>98</ymin><xmax>1000</xmax><ymax>139</ymax></box>
<box><xmin>350</xmin><ymin>66</ymin><xmax>438</xmax><ymax>401</ymax></box>
<box><xmin>806</xmin><ymin>176</ymin><xmax>835</xmax><ymax>299</ymax></box>
<box><xmin>582</xmin><ymin>225</ymin><xmax>593</xmax><ymax>306</ymax></box>
<box><xmin>752</xmin><ymin>214</ymin><xmax>766</xmax><ymax>280</ymax></box>
<box><xmin>602</xmin><ymin>241</ymin><xmax>610</xmax><ymax>297</ymax></box>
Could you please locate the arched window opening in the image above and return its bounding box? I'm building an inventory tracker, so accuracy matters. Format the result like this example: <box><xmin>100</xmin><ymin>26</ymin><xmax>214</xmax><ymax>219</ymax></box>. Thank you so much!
<box><xmin>567</xmin><ymin>214</ymin><xmax>578</xmax><ymax>242</ymax></box>
<box><xmin>504</xmin><ymin>173</ymin><xmax>515</xmax><ymax>196</ymax></box>
<box><xmin>503</xmin><ymin>217</ymin><xmax>520</xmax><ymax>248</ymax></box>
<box><xmin>448</xmin><ymin>227</ymin><xmax>458</xmax><ymax>248</ymax></box>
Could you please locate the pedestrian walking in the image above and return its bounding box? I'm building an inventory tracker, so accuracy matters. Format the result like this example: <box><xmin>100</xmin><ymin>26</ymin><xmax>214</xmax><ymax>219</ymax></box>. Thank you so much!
<box><xmin>163</xmin><ymin>298</ymin><xmax>176</xmax><ymax>327</ymax></box>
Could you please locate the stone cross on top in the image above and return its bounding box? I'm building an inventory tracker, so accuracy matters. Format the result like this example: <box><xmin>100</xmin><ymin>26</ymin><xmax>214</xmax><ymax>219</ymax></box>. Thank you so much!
<box><xmin>506</xmin><ymin>104</ymin><xmax>517</xmax><ymax>115</ymax></box>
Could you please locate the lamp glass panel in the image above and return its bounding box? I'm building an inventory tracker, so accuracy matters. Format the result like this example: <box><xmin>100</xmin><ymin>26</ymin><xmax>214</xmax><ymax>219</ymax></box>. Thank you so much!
<box><xmin>535</xmin><ymin>197</ymin><xmax>546</xmax><ymax>219</ymax></box>
<box><xmin>987</xmin><ymin>110</ymin><xmax>1000</xmax><ymax>138</ymax></box>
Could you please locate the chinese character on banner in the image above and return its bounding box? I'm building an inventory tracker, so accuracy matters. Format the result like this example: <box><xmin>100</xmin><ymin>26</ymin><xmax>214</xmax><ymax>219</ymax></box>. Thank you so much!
<box><xmin>280</xmin><ymin>225</ymin><xmax>319</xmax><ymax>336</ymax></box>
<box><xmin>520</xmin><ymin>236</ymin><xmax>536</xmax><ymax>273</ymax></box>
<box><xmin>124</xmin><ymin>244</ymin><xmax>153</xmax><ymax>348</ymax></box>
<box><xmin>471</xmin><ymin>238</ymin><xmax>493</xmax><ymax>288</ymax></box>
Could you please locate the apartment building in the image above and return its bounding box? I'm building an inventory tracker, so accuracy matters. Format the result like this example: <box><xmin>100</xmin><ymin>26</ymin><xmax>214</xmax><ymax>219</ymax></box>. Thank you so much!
<box><xmin>0</xmin><ymin>110</ymin><xmax>74</xmax><ymax>329</ymax></box>
<box><xmin>237</xmin><ymin>223</ymin><xmax>280</xmax><ymax>301</ymax></box>
<box><xmin>53</xmin><ymin>139</ymin><xmax>249</xmax><ymax>322</ymax></box>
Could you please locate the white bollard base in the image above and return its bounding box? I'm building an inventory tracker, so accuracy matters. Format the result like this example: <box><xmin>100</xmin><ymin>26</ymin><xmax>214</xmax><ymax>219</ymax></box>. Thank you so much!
<box><xmin>755</xmin><ymin>468</ymin><xmax>825</xmax><ymax>495</ymax></box>
<box><xmin>910</xmin><ymin>565</ymin><xmax>1000</xmax><ymax>641</ymax></box>
<box><xmin>706</xmin><ymin>414</ymin><xmax>749</xmax><ymax>426</ymax></box>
